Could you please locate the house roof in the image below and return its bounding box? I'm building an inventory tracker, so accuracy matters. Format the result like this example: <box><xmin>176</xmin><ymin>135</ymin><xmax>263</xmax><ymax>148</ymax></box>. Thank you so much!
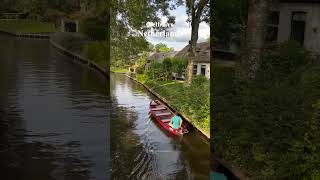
<box><xmin>148</xmin><ymin>51</ymin><xmax>178</xmax><ymax>61</ymax></box>
<box><xmin>175</xmin><ymin>42</ymin><xmax>210</xmax><ymax>63</ymax></box>
<box><xmin>64</xmin><ymin>11</ymin><xmax>83</xmax><ymax>20</ymax></box>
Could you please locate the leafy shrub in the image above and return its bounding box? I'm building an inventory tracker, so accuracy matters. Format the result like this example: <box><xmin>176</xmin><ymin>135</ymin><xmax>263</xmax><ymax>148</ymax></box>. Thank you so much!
<box><xmin>259</xmin><ymin>41</ymin><xmax>311</xmax><ymax>82</ymax></box>
<box><xmin>171</xmin><ymin>57</ymin><xmax>187</xmax><ymax>76</ymax></box>
<box><xmin>80</xmin><ymin>18</ymin><xmax>108</xmax><ymax>41</ymax></box>
<box><xmin>136</xmin><ymin>66</ymin><xmax>144</xmax><ymax>74</ymax></box>
<box><xmin>82</xmin><ymin>42</ymin><xmax>108</xmax><ymax>68</ymax></box>
<box><xmin>135</xmin><ymin>53</ymin><xmax>148</xmax><ymax>74</ymax></box>
<box><xmin>84</xmin><ymin>24</ymin><xmax>108</xmax><ymax>41</ymax></box>
<box><xmin>213</xmin><ymin>41</ymin><xmax>320</xmax><ymax>178</ymax></box>
<box><xmin>147</xmin><ymin>57</ymin><xmax>187</xmax><ymax>81</ymax></box>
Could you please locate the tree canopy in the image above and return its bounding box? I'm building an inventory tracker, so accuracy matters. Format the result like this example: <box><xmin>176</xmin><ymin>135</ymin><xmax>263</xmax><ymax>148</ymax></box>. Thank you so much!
<box><xmin>110</xmin><ymin>0</ymin><xmax>182</xmax><ymax>67</ymax></box>
<box><xmin>213</xmin><ymin>0</ymin><xmax>248</xmax><ymax>46</ymax></box>
<box><xmin>155</xmin><ymin>43</ymin><xmax>174</xmax><ymax>52</ymax></box>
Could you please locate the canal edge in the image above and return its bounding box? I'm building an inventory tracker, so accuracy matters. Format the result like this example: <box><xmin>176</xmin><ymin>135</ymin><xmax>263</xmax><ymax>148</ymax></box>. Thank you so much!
<box><xmin>124</xmin><ymin>73</ymin><xmax>210</xmax><ymax>140</ymax></box>
<box><xmin>0</xmin><ymin>30</ymin><xmax>109</xmax><ymax>78</ymax></box>
<box><xmin>0</xmin><ymin>30</ymin><xmax>52</xmax><ymax>39</ymax></box>
<box><xmin>213</xmin><ymin>155</ymin><xmax>251</xmax><ymax>180</ymax></box>
<box><xmin>49</xmin><ymin>38</ymin><xmax>109</xmax><ymax>78</ymax></box>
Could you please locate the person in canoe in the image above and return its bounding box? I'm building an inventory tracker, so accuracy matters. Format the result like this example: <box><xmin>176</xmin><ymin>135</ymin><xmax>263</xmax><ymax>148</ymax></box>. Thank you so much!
<box><xmin>169</xmin><ymin>113</ymin><xmax>182</xmax><ymax>129</ymax></box>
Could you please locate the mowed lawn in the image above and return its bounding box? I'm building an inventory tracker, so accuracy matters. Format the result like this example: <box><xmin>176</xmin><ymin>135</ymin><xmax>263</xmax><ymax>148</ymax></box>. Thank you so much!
<box><xmin>0</xmin><ymin>20</ymin><xmax>56</xmax><ymax>33</ymax></box>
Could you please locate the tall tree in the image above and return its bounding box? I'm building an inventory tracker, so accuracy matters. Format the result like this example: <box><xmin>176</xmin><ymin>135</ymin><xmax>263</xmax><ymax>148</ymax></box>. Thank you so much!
<box><xmin>110</xmin><ymin>0</ymin><xmax>181</xmax><ymax>67</ymax></box>
<box><xmin>186</xmin><ymin>0</ymin><xmax>210</xmax><ymax>84</ymax></box>
<box><xmin>239</xmin><ymin>0</ymin><xmax>270</xmax><ymax>80</ymax></box>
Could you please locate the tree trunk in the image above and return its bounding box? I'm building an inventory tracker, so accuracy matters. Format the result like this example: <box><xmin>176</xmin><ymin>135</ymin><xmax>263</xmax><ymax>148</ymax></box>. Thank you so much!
<box><xmin>106</xmin><ymin>0</ymin><xmax>110</xmax><ymax>96</ymax></box>
<box><xmin>187</xmin><ymin>0</ymin><xmax>208</xmax><ymax>84</ymax></box>
<box><xmin>188</xmin><ymin>17</ymin><xmax>200</xmax><ymax>82</ymax></box>
<box><xmin>239</xmin><ymin>0</ymin><xmax>270</xmax><ymax>80</ymax></box>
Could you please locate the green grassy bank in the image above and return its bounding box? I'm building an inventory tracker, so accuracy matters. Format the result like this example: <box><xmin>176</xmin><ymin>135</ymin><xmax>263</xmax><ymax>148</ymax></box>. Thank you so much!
<box><xmin>50</xmin><ymin>32</ymin><xmax>109</xmax><ymax>70</ymax></box>
<box><xmin>136</xmin><ymin>73</ymin><xmax>210</xmax><ymax>136</ymax></box>
<box><xmin>0</xmin><ymin>20</ymin><xmax>56</xmax><ymax>33</ymax></box>
<box><xmin>111</xmin><ymin>67</ymin><xmax>128</xmax><ymax>73</ymax></box>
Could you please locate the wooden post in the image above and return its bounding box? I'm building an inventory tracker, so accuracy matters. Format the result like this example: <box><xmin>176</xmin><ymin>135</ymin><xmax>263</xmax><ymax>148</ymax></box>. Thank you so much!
<box><xmin>61</xmin><ymin>19</ymin><xmax>65</xmax><ymax>32</ymax></box>
<box><xmin>76</xmin><ymin>20</ymin><xmax>79</xmax><ymax>33</ymax></box>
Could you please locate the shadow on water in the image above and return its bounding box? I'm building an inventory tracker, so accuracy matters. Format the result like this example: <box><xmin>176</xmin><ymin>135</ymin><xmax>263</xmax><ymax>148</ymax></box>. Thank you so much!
<box><xmin>0</xmin><ymin>34</ymin><xmax>110</xmax><ymax>180</ymax></box>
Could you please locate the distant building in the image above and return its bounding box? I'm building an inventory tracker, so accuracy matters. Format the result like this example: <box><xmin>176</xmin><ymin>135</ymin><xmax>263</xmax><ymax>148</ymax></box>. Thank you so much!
<box><xmin>145</xmin><ymin>51</ymin><xmax>179</xmax><ymax>70</ymax></box>
<box><xmin>213</xmin><ymin>0</ymin><xmax>320</xmax><ymax>61</ymax></box>
<box><xmin>175</xmin><ymin>42</ymin><xmax>210</xmax><ymax>79</ymax></box>
<box><xmin>60</xmin><ymin>0</ymin><xmax>83</xmax><ymax>33</ymax></box>
<box><xmin>145</xmin><ymin>42</ymin><xmax>210</xmax><ymax>80</ymax></box>
<box><xmin>269</xmin><ymin>0</ymin><xmax>320</xmax><ymax>55</ymax></box>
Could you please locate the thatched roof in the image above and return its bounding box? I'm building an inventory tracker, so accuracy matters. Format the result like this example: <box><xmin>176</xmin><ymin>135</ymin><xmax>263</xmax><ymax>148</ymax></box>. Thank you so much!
<box><xmin>148</xmin><ymin>51</ymin><xmax>179</xmax><ymax>62</ymax></box>
<box><xmin>64</xmin><ymin>11</ymin><xmax>83</xmax><ymax>20</ymax></box>
<box><xmin>175</xmin><ymin>42</ymin><xmax>210</xmax><ymax>63</ymax></box>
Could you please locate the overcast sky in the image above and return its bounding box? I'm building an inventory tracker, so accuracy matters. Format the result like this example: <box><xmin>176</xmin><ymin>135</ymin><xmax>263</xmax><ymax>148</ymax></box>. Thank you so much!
<box><xmin>145</xmin><ymin>5</ymin><xmax>210</xmax><ymax>51</ymax></box>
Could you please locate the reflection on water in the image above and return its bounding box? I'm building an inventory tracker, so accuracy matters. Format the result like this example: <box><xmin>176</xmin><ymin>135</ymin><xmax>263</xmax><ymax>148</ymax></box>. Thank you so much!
<box><xmin>0</xmin><ymin>35</ymin><xmax>110</xmax><ymax>180</ymax></box>
<box><xmin>0</xmin><ymin>34</ymin><xmax>211</xmax><ymax>180</ymax></box>
<box><xmin>111</xmin><ymin>74</ymin><xmax>210</xmax><ymax>180</ymax></box>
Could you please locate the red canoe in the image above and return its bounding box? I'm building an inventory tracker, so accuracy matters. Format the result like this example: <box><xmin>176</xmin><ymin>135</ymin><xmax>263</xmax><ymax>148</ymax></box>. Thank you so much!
<box><xmin>149</xmin><ymin>100</ymin><xmax>188</xmax><ymax>136</ymax></box>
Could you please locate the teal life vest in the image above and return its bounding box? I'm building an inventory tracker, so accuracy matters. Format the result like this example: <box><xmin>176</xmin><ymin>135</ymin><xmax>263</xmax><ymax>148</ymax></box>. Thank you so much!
<box><xmin>210</xmin><ymin>172</ymin><xmax>228</xmax><ymax>180</ymax></box>
<box><xmin>171</xmin><ymin>115</ymin><xmax>181</xmax><ymax>129</ymax></box>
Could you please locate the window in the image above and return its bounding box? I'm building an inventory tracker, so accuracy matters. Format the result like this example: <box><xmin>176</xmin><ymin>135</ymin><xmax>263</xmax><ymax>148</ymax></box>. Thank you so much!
<box><xmin>65</xmin><ymin>21</ymin><xmax>77</xmax><ymax>32</ymax></box>
<box><xmin>201</xmin><ymin>65</ymin><xmax>206</xmax><ymax>76</ymax></box>
<box><xmin>266</xmin><ymin>11</ymin><xmax>280</xmax><ymax>42</ymax></box>
<box><xmin>290</xmin><ymin>12</ymin><xmax>306</xmax><ymax>45</ymax></box>
<box><xmin>193</xmin><ymin>65</ymin><xmax>197</xmax><ymax>75</ymax></box>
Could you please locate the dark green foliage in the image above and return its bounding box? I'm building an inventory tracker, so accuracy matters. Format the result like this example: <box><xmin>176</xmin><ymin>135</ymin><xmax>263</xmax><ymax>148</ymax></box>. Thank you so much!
<box><xmin>2</xmin><ymin>0</ymin><xmax>79</xmax><ymax>16</ymax></box>
<box><xmin>0</xmin><ymin>20</ymin><xmax>56</xmax><ymax>33</ymax></box>
<box><xmin>80</xmin><ymin>18</ymin><xmax>108</xmax><ymax>41</ymax></box>
<box><xmin>171</xmin><ymin>57</ymin><xmax>187</xmax><ymax>76</ymax></box>
<box><xmin>82</xmin><ymin>42</ymin><xmax>108</xmax><ymax>69</ymax></box>
<box><xmin>112</xmin><ymin>35</ymin><xmax>150</xmax><ymax>67</ymax></box>
<box><xmin>213</xmin><ymin>42</ymin><xmax>320</xmax><ymax>178</ymax></box>
<box><xmin>84</xmin><ymin>24</ymin><xmax>108</xmax><ymax>41</ymax></box>
<box><xmin>259</xmin><ymin>41</ymin><xmax>312</xmax><ymax>82</ymax></box>
<box><xmin>213</xmin><ymin>0</ymin><xmax>248</xmax><ymax>46</ymax></box>
<box><xmin>147</xmin><ymin>58</ymin><xmax>187</xmax><ymax>81</ymax></box>
<box><xmin>155</xmin><ymin>43</ymin><xmax>174</xmax><ymax>52</ymax></box>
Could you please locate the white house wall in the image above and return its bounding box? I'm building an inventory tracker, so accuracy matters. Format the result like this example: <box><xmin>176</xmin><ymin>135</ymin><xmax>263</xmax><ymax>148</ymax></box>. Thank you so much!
<box><xmin>277</xmin><ymin>3</ymin><xmax>320</xmax><ymax>55</ymax></box>
<box><xmin>195</xmin><ymin>63</ymin><xmax>210</xmax><ymax>79</ymax></box>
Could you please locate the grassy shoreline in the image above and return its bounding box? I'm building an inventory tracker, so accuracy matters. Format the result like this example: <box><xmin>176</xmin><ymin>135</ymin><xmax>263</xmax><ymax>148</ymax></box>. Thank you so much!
<box><xmin>0</xmin><ymin>20</ymin><xmax>56</xmax><ymax>33</ymax></box>
<box><xmin>135</xmin><ymin>73</ymin><xmax>210</xmax><ymax>137</ymax></box>
<box><xmin>111</xmin><ymin>67</ymin><xmax>128</xmax><ymax>73</ymax></box>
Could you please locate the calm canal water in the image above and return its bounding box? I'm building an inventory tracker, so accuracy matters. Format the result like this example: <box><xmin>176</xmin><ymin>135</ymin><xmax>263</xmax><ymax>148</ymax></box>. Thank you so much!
<box><xmin>0</xmin><ymin>34</ymin><xmax>210</xmax><ymax>180</ymax></box>
<box><xmin>111</xmin><ymin>74</ymin><xmax>210</xmax><ymax>179</ymax></box>
<box><xmin>0</xmin><ymin>34</ymin><xmax>110</xmax><ymax>180</ymax></box>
